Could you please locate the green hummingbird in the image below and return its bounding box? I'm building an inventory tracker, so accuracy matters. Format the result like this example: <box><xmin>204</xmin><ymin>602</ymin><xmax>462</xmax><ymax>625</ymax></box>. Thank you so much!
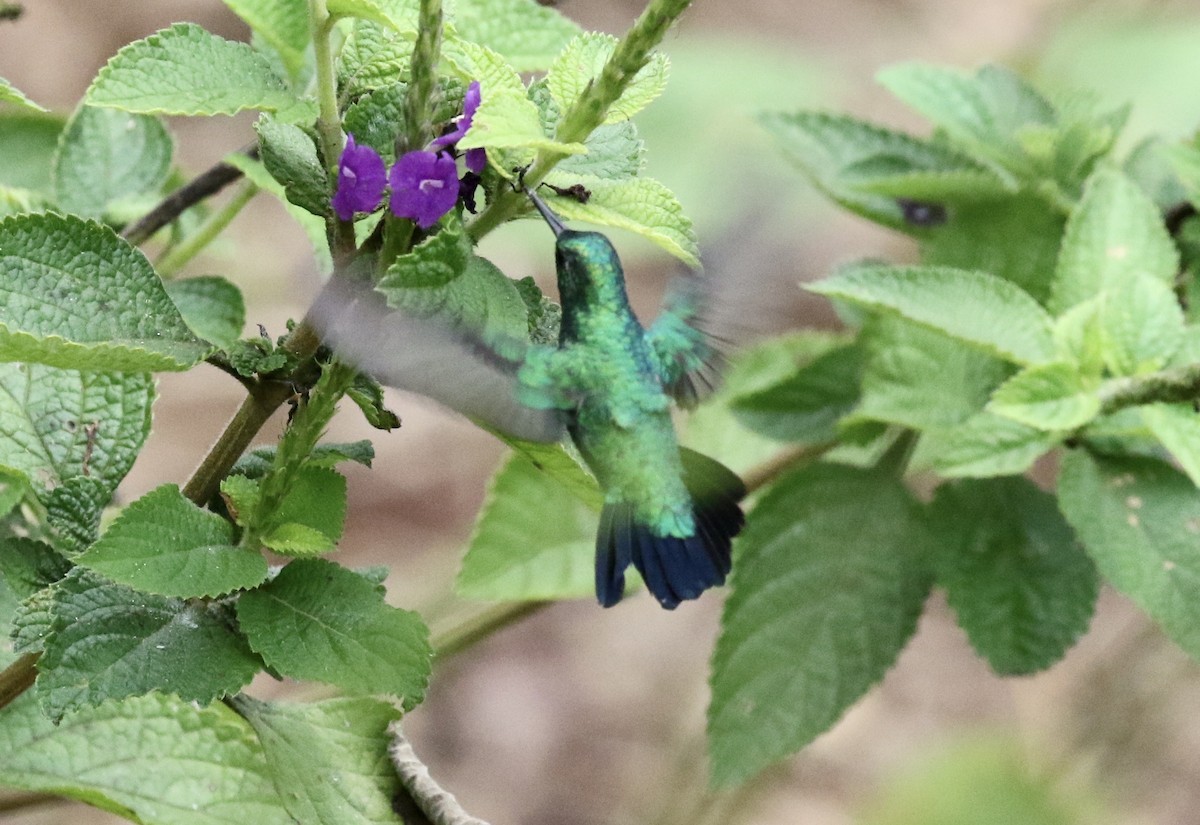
<box><xmin>310</xmin><ymin>191</ymin><xmax>744</xmax><ymax>609</ymax></box>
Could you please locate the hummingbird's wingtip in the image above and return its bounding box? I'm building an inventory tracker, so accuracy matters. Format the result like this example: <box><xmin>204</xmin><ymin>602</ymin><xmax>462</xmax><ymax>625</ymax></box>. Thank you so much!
<box><xmin>524</xmin><ymin>185</ymin><xmax>567</xmax><ymax>237</ymax></box>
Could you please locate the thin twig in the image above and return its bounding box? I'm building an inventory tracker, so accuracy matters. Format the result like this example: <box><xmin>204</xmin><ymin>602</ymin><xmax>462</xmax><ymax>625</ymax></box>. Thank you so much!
<box><xmin>121</xmin><ymin>144</ymin><xmax>258</xmax><ymax>246</ymax></box>
<box><xmin>389</xmin><ymin>725</ymin><xmax>491</xmax><ymax>825</ymax></box>
<box><xmin>0</xmin><ymin>790</ymin><xmax>60</xmax><ymax>813</ymax></box>
<box><xmin>0</xmin><ymin>652</ymin><xmax>38</xmax><ymax>712</ymax></box>
<box><xmin>740</xmin><ymin>441</ymin><xmax>839</xmax><ymax>495</ymax></box>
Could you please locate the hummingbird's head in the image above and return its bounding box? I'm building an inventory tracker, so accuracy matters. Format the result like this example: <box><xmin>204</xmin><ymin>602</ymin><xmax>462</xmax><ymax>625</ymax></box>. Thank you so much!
<box><xmin>554</xmin><ymin>230</ymin><xmax>623</xmax><ymax>305</ymax></box>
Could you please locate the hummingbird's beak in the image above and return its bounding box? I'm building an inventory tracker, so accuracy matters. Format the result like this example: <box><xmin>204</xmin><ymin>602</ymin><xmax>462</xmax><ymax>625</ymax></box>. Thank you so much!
<box><xmin>524</xmin><ymin>186</ymin><xmax>567</xmax><ymax>237</ymax></box>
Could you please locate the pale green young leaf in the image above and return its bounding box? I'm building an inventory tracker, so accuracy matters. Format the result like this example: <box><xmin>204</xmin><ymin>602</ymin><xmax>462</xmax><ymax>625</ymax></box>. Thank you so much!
<box><xmin>1049</xmin><ymin>167</ymin><xmax>1179</xmax><ymax>314</ymax></box>
<box><xmin>234</xmin><ymin>696</ymin><xmax>405</xmax><ymax>825</ymax></box>
<box><xmin>927</xmin><ymin>478</ymin><xmax>1097</xmax><ymax>675</ymax></box>
<box><xmin>1052</xmin><ymin>298</ymin><xmax>1106</xmax><ymax>376</ymax></box>
<box><xmin>547</xmin><ymin>33</ymin><xmax>669</xmax><ymax>125</ymax></box>
<box><xmin>1058</xmin><ymin>450</ymin><xmax>1200</xmax><ymax>661</ymax></box>
<box><xmin>491</xmin><ymin>437</ymin><xmax>603</xmax><ymax>508</ymax></box>
<box><xmin>52</xmin><ymin>105</ymin><xmax>173</xmax><ymax>219</ymax></box>
<box><xmin>0</xmin><ymin>213</ymin><xmax>209</xmax><ymax>371</ymax></box>
<box><xmin>339</xmin><ymin>21</ymin><xmax>410</xmax><ymax>95</ymax></box>
<box><xmin>455</xmin><ymin>0</ymin><xmax>581</xmax><ymax>72</ymax></box>
<box><xmin>923</xmin><ymin>411</ymin><xmax>1063</xmax><ymax>478</ymax></box>
<box><xmin>730</xmin><ymin>344</ymin><xmax>862</xmax><ymax>443</ymax></box>
<box><xmin>261</xmin><ymin>466</ymin><xmax>348</xmax><ymax>556</ymax></box>
<box><xmin>1097</xmin><ymin>276</ymin><xmax>1185</xmax><ymax>376</ymax></box>
<box><xmin>708</xmin><ymin>464</ymin><xmax>931</xmax><ymax>786</ymax></box>
<box><xmin>0</xmin><ymin>77</ymin><xmax>45</xmax><ymax>113</ymax></box>
<box><xmin>458</xmin><ymin>451</ymin><xmax>598</xmax><ymax>601</ymax></box>
<box><xmin>0</xmin><ymin>692</ymin><xmax>291</xmax><ymax>825</ymax></box>
<box><xmin>237</xmin><ymin>558</ymin><xmax>432</xmax><ymax>707</ymax></box>
<box><xmin>0</xmin><ymin>110</ymin><xmax>64</xmax><ymax>192</ymax></box>
<box><xmin>166</xmin><ymin>275</ymin><xmax>246</xmax><ymax>349</ymax></box>
<box><xmin>988</xmin><ymin>362</ymin><xmax>1100</xmax><ymax>431</ymax></box>
<box><xmin>0</xmin><ymin>364</ymin><xmax>151</xmax><ymax>495</ymax></box>
<box><xmin>222</xmin><ymin>0</ymin><xmax>311</xmax><ymax>76</ymax></box>
<box><xmin>853</xmin><ymin>316</ymin><xmax>1012</xmax><ymax>431</ymax></box>
<box><xmin>809</xmin><ymin>265</ymin><xmax>1055</xmax><ymax>366</ymax></box>
<box><xmin>759</xmin><ymin>111</ymin><xmax>1013</xmax><ymax>230</ymax></box>
<box><xmin>328</xmin><ymin>0</ymin><xmax>419</xmax><ymax>31</ymax></box>
<box><xmin>556</xmin><ymin>119</ymin><xmax>644</xmax><ymax>180</ymax></box>
<box><xmin>76</xmin><ymin>484</ymin><xmax>268</xmax><ymax>598</ymax></box>
<box><xmin>876</xmin><ymin>62</ymin><xmax>1055</xmax><ymax>176</ymax></box>
<box><xmin>540</xmin><ymin>173</ymin><xmax>700</xmax><ymax>266</ymax></box>
<box><xmin>446</xmin><ymin>39</ymin><xmax>584</xmax><ymax>156</ymax></box>
<box><xmin>38</xmin><ymin>570</ymin><xmax>261</xmax><ymax>719</ymax></box>
<box><xmin>86</xmin><ymin>23</ymin><xmax>311</xmax><ymax>120</ymax></box>
<box><xmin>256</xmin><ymin>116</ymin><xmax>328</xmax><ymax>217</ymax></box>
<box><xmin>0</xmin><ymin>466</ymin><xmax>29</xmax><ymax>520</ymax></box>
<box><xmin>1142</xmin><ymin>404</ymin><xmax>1200</xmax><ymax>488</ymax></box>
<box><xmin>918</xmin><ymin>192</ymin><xmax>1065</xmax><ymax>305</ymax></box>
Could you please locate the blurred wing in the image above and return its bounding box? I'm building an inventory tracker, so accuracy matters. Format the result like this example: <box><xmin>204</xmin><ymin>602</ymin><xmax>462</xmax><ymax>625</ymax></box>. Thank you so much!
<box><xmin>645</xmin><ymin>274</ymin><xmax>729</xmax><ymax>409</ymax></box>
<box><xmin>308</xmin><ymin>277</ymin><xmax>567</xmax><ymax>443</ymax></box>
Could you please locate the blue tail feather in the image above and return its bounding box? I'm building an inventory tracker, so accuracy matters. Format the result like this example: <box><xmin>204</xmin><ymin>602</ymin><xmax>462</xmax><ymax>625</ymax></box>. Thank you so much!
<box><xmin>594</xmin><ymin>450</ymin><xmax>745</xmax><ymax>609</ymax></box>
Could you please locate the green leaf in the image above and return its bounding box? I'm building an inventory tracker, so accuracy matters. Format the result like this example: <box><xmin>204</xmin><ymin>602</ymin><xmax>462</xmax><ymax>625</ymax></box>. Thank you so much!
<box><xmin>328</xmin><ymin>0</ymin><xmax>419</xmax><ymax>31</ymax></box>
<box><xmin>233</xmin><ymin>440</ymin><xmax>376</xmax><ymax>479</ymax></box>
<box><xmin>347</xmin><ymin>373</ymin><xmax>403</xmax><ymax>431</ymax></box>
<box><xmin>556</xmin><ymin>119</ymin><xmax>645</xmax><ymax>180</ymax></box>
<box><xmin>458</xmin><ymin>451</ymin><xmax>598</xmax><ymax>601</ymax></box>
<box><xmin>52</xmin><ymin>104</ymin><xmax>173</xmax><ymax>220</ymax></box>
<box><xmin>1058</xmin><ymin>450</ymin><xmax>1200</xmax><ymax>661</ymax></box>
<box><xmin>38</xmin><ymin>569</ymin><xmax>261</xmax><ymax>719</ymax></box>
<box><xmin>547</xmin><ymin>32</ymin><xmax>669</xmax><ymax>125</ymax></box>
<box><xmin>730</xmin><ymin>344</ymin><xmax>862</xmax><ymax>442</ymax></box>
<box><xmin>342</xmin><ymin>82</ymin><xmax>408</xmax><ymax>163</ymax></box>
<box><xmin>0</xmin><ymin>110</ymin><xmax>64</xmax><ymax>191</ymax></box>
<box><xmin>237</xmin><ymin>558</ymin><xmax>432</xmax><ymax>706</ymax></box>
<box><xmin>256</xmin><ymin>116</ymin><xmax>329</xmax><ymax>217</ymax></box>
<box><xmin>927</xmin><ymin>478</ymin><xmax>1097</xmax><ymax>675</ymax></box>
<box><xmin>988</xmin><ymin>362</ymin><xmax>1100</xmax><ymax>431</ymax></box>
<box><xmin>340</xmin><ymin>21</ymin><xmax>410</xmax><ymax>95</ymax></box>
<box><xmin>853</xmin><ymin>316</ymin><xmax>1011</xmax><ymax>431</ymax></box>
<box><xmin>44</xmin><ymin>475</ymin><xmax>110</xmax><ymax>553</ymax></box>
<box><xmin>454</xmin><ymin>0</ymin><xmax>581</xmax><ymax>72</ymax></box>
<box><xmin>447</xmin><ymin>38</ymin><xmax>584</xmax><ymax>156</ymax></box>
<box><xmin>166</xmin><ymin>275</ymin><xmax>247</xmax><ymax>349</ymax></box>
<box><xmin>0</xmin><ymin>76</ymin><xmax>46</xmax><ymax>113</ymax></box>
<box><xmin>918</xmin><ymin>192</ymin><xmax>1066</xmax><ymax>305</ymax></box>
<box><xmin>0</xmin><ymin>691</ymin><xmax>291</xmax><ymax>825</ymax></box>
<box><xmin>1142</xmin><ymin>404</ymin><xmax>1200</xmax><ymax>488</ymax></box>
<box><xmin>235</xmin><ymin>696</ymin><xmax>405</xmax><ymax>825</ymax></box>
<box><xmin>0</xmin><ymin>213</ymin><xmax>209</xmax><ymax>371</ymax></box>
<box><xmin>708</xmin><ymin>464</ymin><xmax>931</xmax><ymax>786</ymax></box>
<box><xmin>379</xmin><ymin>217</ymin><xmax>471</xmax><ymax>290</ymax></box>
<box><xmin>877</xmin><ymin>63</ymin><xmax>1054</xmax><ymax>177</ymax></box>
<box><xmin>810</xmin><ymin>265</ymin><xmax>1056</xmax><ymax>366</ymax></box>
<box><xmin>0</xmin><ymin>538</ymin><xmax>71</xmax><ymax>600</ymax></box>
<box><xmin>923</xmin><ymin>412</ymin><xmax>1063</xmax><ymax>478</ymax></box>
<box><xmin>86</xmin><ymin>23</ymin><xmax>311</xmax><ymax>120</ymax></box>
<box><xmin>1097</xmin><ymin>276</ymin><xmax>1185</xmax><ymax>376</ymax></box>
<box><xmin>76</xmin><ymin>484</ymin><xmax>268</xmax><ymax>598</ymax></box>
<box><xmin>759</xmin><ymin>111</ymin><xmax>1012</xmax><ymax>230</ymax></box>
<box><xmin>1049</xmin><ymin>167</ymin><xmax>1179</xmax><ymax>314</ymax></box>
<box><xmin>11</xmin><ymin>588</ymin><xmax>54</xmax><ymax>655</ymax></box>
<box><xmin>539</xmin><ymin>173</ymin><xmax>700</xmax><ymax>266</ymax></box>
<box><xmin>0</xmin><ymin>364</ymin><xmax>152</xmax><ymax>496</ymax></box>
<box><xmin>222</xmin><ymin>0</ymin><xmax>311</xmax><ymax>76</ymax></box>
<box><xmin>262</xmin><ymin>466</ymin><xmax>348</xmax><ymax>556</ymax></box>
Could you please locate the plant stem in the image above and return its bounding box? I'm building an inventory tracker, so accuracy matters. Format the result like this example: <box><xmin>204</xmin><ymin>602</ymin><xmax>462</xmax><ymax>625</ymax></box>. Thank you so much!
<box><xmin>155</xmin><ymin>179</ymin><xmax>259</xmax><ymax>277</ymax></box>
<box><xmin>0</xmin><ymin>652</ymin><xmax>38</xmax><ymax>712</ymax></box>
<box><xmin>309</xmin><ymin>0</ymin><xmax>358</xmax><ymax>264</ymax></box>
<box><xmin>430</xmin><ymin>600</ymin><xmax>553</xmax><ymax>660</ymax></box>
<box><xmin>466</xmin><ymin>0</ymin><xmax>694</xmax><ymax>241</ymax></box>
<box><xmin>389</xmin><ymin>725</ymin><xmax>490</xmax><ymax>825</ymax></box>
<box><xmin>1098</xmin><ymin>361</ymin><xmax>1200</xmax><ymax>414</ymax></box>
<box><xmin>740</xmin><ymin>440</ymin><xmax>839</xmax><ymax>495</ymax></box>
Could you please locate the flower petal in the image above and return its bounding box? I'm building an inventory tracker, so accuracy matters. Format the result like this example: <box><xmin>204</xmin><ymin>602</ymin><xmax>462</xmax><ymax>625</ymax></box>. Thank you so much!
<box><xmin>388</xmin><ymin>150</ymin><xmax>460</xmax><ymax>228</ymax></box>
<box><xmin>331</xmin><ymin>134</ymin><xmax>387</xmax><ymax>220</ymax></box>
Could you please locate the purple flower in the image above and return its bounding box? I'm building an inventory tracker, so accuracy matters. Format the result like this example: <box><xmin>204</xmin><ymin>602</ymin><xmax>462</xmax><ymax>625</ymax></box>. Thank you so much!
<box><xmin>388</xmin><ymin>150</ymin><xmax>460</xmax><ymax>228</ymax></box>
<box><xmin>431</xmin><ymin>81</ymin><xmax>482</xmax><ymax>150</ymax></box>
<box><xmin>331</xmin><ymin>134</ymin><xmax>387</xmax><ymax>220</ymax></box>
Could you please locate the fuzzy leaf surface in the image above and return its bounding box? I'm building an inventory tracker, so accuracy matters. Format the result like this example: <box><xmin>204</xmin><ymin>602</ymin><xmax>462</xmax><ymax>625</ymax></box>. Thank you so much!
<box><xmin>1058</xmin><ymin>450</ymin><xmax>1200</xmax><ymax>661</ymax></box>
<box><xmin>988</xmin><ymin>362</ymin><xmax>1100</xmax><ymax>431</ymax></box>
<box><xmin>458</xmin><ymin>451</ymin><xmax>598</xmax><ymax>601</ymax></box>
<box><xmin>222</xmin><ymin>0</ymin><xmax>311</xmax><ymax>76</ymax></box>
<box><xmin>165</xmin><ymin>276</ymin><xmax>246</xmax><ymax>349</ymax></box>
<box><xmin>928</xmin><ymin>477</ymin><xmax>1097</xmax><ymax>675</ymax></box>
<box><xmin>237</xmin><ymin>558</ymin><xmax>431</xmax><ymax>707</ymax></box>
<box><xmin>0</xmin><ymin>213</ymin><xmax>208</xmax><ymax>371</ymax></box>
<box><xmin>925</xmin><ymin>412</ymin><xmax>1063</xmax><ymax>478</ymax></box>
<box><xmin>0</xmin><ymin>692</ymin><xmax>291</xmax><ymax>825</ymax></box>
<box><xmin>547</xmin><ymin>32</ymin><xmax>669</xmax><ymax>124</ymax></box>
<box><xmin>0</xmin><ymin>77</ymin><xmax>45</xmax><ymax>112</ymax></box>
<box><xmin>257</xmin><ymin>116</ymin><xmax>328</xmax><ymax>217</ymax></box>
<box><xmin>708</xmin><ymin>464</ymin><xmax>931</xmax><ymax>786</ymax></box>
<box><xmin>1143</xmin><ymin>404</ymin><xmax>1200</xmax><ymax>488</ymax></box>
<box><xmin>455</xmin><ymin>0</ymin><xmax>580</xmax><ymax>72</ymax></box>
<box><xmin>235</xmin><ymin>696</ymin><xmax>405</xmax><ymax>825</ymax></box>
<box><xmin>76</xmin><ymin>484</ymin><xmax>268</xmax><ymax>597</ymax></box>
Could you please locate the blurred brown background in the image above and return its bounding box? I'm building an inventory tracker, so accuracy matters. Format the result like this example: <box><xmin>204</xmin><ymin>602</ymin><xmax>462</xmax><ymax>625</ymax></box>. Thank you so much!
<box><xmin>6</xmin><ymin>1</ymin><xmax>1200</xmax><ymax>823</ymax></box>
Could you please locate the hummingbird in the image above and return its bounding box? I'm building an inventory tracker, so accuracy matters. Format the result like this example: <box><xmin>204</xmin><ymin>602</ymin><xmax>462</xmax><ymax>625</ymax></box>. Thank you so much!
<box><xmin>310</xmin><ymin>190</ymin><xmax>745</xmax><ymax>609</ymax></box>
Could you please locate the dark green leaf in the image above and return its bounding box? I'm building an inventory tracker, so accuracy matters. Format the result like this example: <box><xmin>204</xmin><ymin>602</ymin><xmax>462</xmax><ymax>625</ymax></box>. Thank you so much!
<box><xmin>38</xmin><ymin>570</ymin><xmax>261</xmax><ymax>719</ymax></box>
<box><xmin>166</xmin><ymin>275</ymin><xmax>247</xmax><ymax>349</ymax></box>
<box><xmin>1058</xmin><ymin>450</ymin><xmax>1200</xmax><ymax>662</ymax></box>
<box><xmin>343</xmin><ymin>82</ymin><xmax>408</xmax><ymax>163</ymax></box>
<box><xmin>346</xmin><ymin>374</ymin><xmax>402</xmax><ymax>431</ymax></box>
<box><xmin>233</xmin><ymin>440</ymin><xmax>377</xmax><ymax>479</ymax></box>
<box><xmin>0</xmin><ymin>538</ymin><xmax>71</xmax><ymax>599</ymax></box>
<box><xmin>708</xmin><ymin>464</ymin><xmax>931</xmax><ymax>786</ymax></box>
<box><xmin>44</xmin><ymin>475</ymin><xmax>110</xmax><ymax>553</ymax></box>
<box><xmin>0</xmin><ymin>110</ymin><xmax>65</xmax><ymax>192</ymax></box>
<box><xmin>731</xmin><ymin>344</ymin><xmax>862</xmax><ymax>442</ymax></box>
<box><xmin>237</xmin><ymin>558</ymin><xmax>432</xmax><ymax>707</ymax></box>
<box><xmin>257</xmin><ymin>116</ymin><xmax>329</xmax><ymax>216</ymax></box>
<box><xmin>927</xmin><ymin>477</ymin><xmax>1097</xmax><ymax>675</ymax></box>
<box><xmin>76</xmin><ymin>484</ymin><xmax>268</xmax><ymax>597</ymax></box>
<box><xmin>234</xmin><ymin>695</ymin><xmax>405</xmax><ymax>825</ymax></box>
